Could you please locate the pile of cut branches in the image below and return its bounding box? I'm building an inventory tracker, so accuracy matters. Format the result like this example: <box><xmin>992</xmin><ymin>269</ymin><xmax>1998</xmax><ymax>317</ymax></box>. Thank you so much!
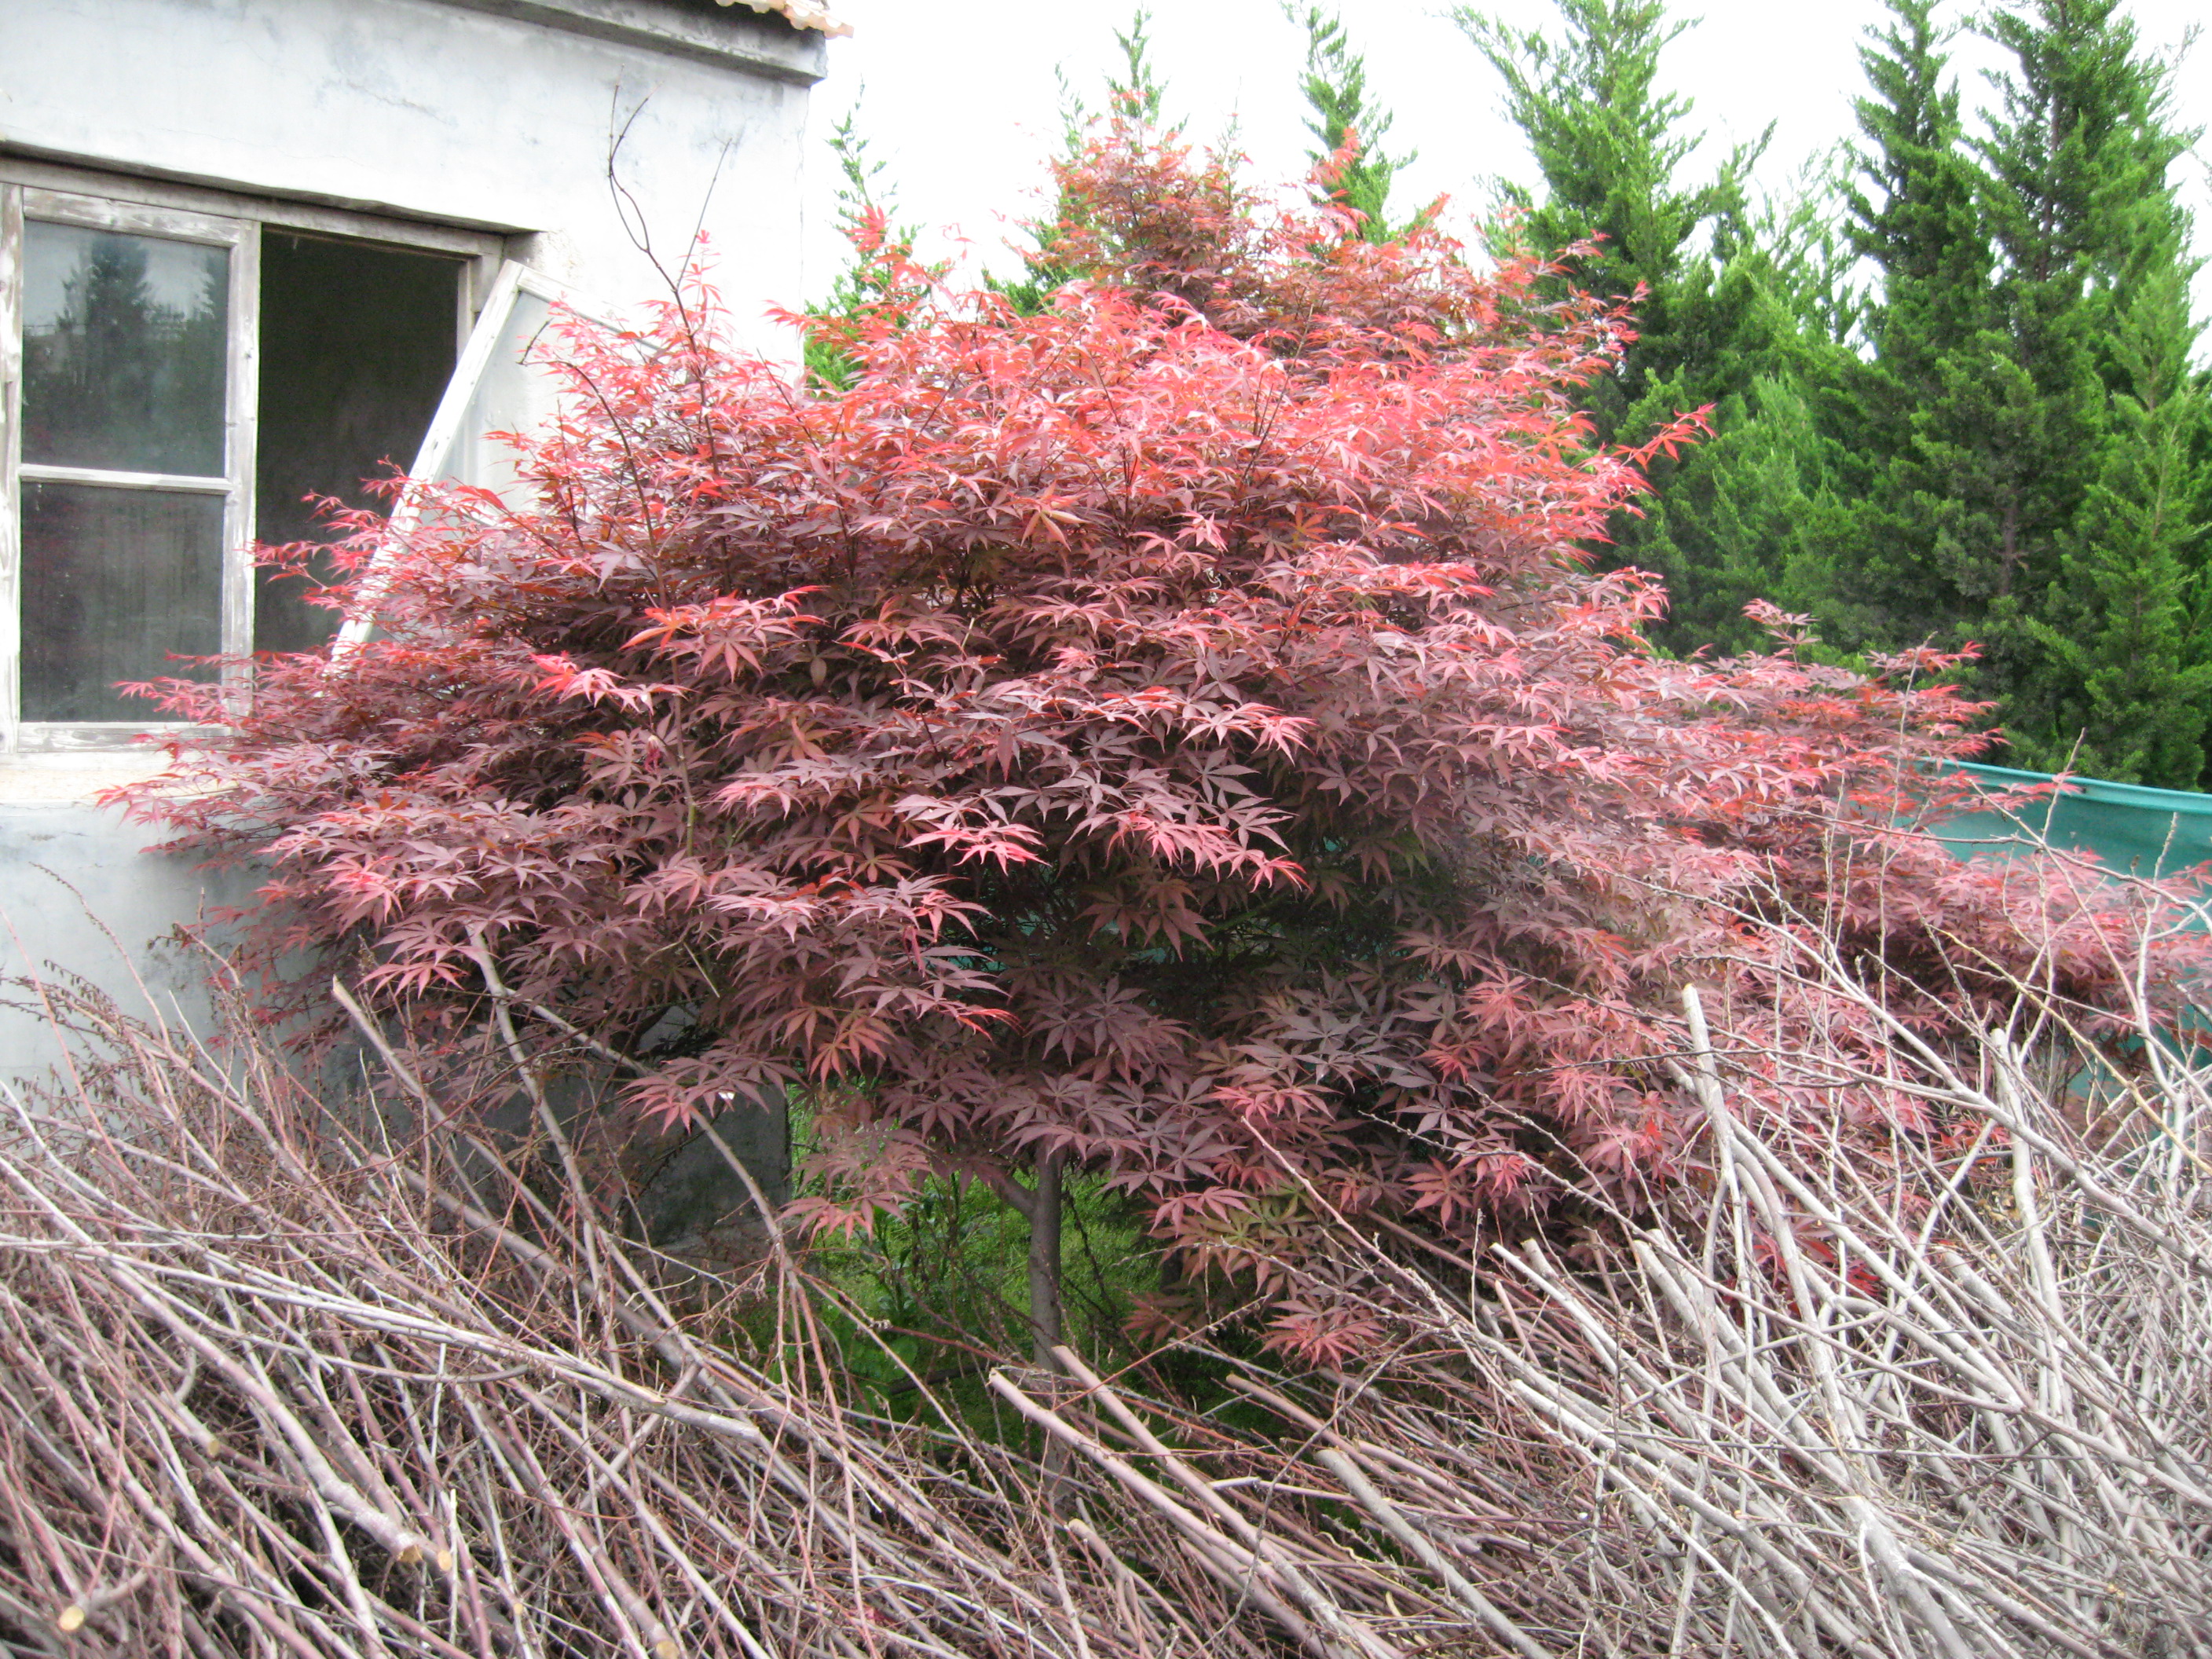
<box><xmin>0</xmin><ymin>986</ymin><xmax>1221</xmax><ymax>1657</ymax></box>
<box><xmin>987</xmin><ymin>926</ymin><xmax>2212</xmax><ymax>1659</ymax></box>
<box><xmin>4</xmin><ymin>909</ymin><xmax>2209</xmax><ymax>1657</ymax></box>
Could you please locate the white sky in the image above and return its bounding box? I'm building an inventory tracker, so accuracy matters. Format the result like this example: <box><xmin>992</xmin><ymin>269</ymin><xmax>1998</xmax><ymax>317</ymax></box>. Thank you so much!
<box><xmin>800</xmin><ymin>1</ymin><xmax>2210</xmax><ymax>331</ymax></box>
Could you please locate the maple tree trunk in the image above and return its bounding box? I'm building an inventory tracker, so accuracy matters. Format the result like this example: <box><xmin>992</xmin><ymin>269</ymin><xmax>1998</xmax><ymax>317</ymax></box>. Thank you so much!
<box><xmin>1027</xmin><ymin>1146</ymin><xmax>1064</xmax><ymax>1368</ymax></box>
<box><xmin>1027</xmin><ymin>1146</ymin><xmax>1071</xmax><ymax>1508</ymax></box>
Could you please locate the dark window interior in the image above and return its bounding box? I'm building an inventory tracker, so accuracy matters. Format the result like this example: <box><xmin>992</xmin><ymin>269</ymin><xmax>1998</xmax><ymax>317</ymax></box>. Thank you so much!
<box><xmin>254</xmin><ymin>232</ymin><xmax>460</xmax><ymax>654</ymax></box>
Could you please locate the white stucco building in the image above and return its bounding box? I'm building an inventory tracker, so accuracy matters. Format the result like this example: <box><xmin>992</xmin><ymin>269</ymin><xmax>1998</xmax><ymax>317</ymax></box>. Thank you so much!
<box><xmin>0</xmin><ymin>0</ymin><xmax>834</xmax><ymax>1090</ymax></box>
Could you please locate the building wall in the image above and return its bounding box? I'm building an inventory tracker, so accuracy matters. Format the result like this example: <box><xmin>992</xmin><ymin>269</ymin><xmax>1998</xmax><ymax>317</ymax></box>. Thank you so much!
<box><xmin>0</xmin><ymin>0</ymin><xmax>821</xmax><ymax>331</ymax></box>
<box><xmin>0</xmin><ymin>775</ymin><xmax>260</xmax><ymax>1088</ymax></box>
<box><xmin>0</xmin><ymin>0</ymin><xmax>819</xmax><ymax>1210</ymax></box>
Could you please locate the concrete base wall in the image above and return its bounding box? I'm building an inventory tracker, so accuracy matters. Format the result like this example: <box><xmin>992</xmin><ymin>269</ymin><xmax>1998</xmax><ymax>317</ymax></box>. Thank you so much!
<box><xmin>0</xmin><ymin>776</ymin><xmax>788</xmax><ymax>1220</ymax></box>
<box><xmin>0</xmin><ymin>790</ymin><xmax>260</xmax><ymax>1087</ymax></box>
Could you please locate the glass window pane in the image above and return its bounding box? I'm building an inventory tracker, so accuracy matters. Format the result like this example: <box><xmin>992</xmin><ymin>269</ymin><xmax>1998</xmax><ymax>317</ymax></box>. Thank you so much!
<box><xmin>21</xmin><ymin>482</ymin><xmax>224</xmax><ymax>722</ymax></box>
<box><xmin>21</xmin><ymin>220</ymin><xmax>229</xmax><ymax>476</ymax></box>
<box><xmin>255</xmin><ymin>232</ymin><xmax>460</xmax><ymax>654</ymax></box>
<box><xmin>444</xmin><ymin>288</ymin><xmax>558</xmax><ymax>500</ymax></box>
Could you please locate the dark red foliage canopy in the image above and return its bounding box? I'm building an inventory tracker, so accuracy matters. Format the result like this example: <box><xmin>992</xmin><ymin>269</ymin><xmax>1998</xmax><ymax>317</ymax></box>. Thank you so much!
<box><xmin>123</xmin><ymin>123</ymin><xmax>2202</xmax><ymax>1359</ymax></box>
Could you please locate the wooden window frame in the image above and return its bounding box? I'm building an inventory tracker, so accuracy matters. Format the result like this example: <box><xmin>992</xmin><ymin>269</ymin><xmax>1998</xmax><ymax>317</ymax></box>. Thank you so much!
<box><xmin>0</xmin><ymin>161</ymin><xmax>506</xmax><ymax>755</ymax></box>
<box><xmin>2</xmin><ymin>188</ymin><xmax>257</xmax><ymax>752</ymax></box>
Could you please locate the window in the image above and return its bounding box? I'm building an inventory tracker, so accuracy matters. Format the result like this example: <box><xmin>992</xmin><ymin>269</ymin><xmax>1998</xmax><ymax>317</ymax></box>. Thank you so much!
<box><xmin>5</xmin><ymin>192</ymin><xmax>252</xmax><ymax>735</ymax></box>
<box><xmin>1</xmin><ymin>170</ymin><xmax>493</xmax><ymax>752</ymax></box>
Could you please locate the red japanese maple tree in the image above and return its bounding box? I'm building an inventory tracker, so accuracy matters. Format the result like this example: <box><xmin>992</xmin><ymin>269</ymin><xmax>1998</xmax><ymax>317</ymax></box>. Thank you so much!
<box><xmin>123</xmin><ymin>121</ymin><xmax>2201</xmax><ymax>1360</ymax></box>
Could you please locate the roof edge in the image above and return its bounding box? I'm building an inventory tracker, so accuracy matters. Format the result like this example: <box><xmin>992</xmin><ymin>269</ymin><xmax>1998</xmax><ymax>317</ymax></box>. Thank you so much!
<box><xmin>433</xmin><ymin>0</ymin><xmax>831</xmax><ymax>82</ymax></box>
<box><xmin>716</xmin><ymin>0</ymin><xmax>851</xmax><ymax>38</ymax></box>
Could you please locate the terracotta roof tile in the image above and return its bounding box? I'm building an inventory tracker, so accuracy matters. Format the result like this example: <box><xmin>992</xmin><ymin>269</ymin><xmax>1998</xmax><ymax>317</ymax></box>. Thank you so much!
<box><xmin>716</xmin><ymin>0</ymin><xmax>851</xmax><ymax>36</ymax></box>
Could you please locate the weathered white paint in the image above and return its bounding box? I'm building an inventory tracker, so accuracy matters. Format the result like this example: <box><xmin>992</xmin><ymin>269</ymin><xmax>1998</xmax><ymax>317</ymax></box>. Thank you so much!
<box><xmin>0</xmin><ymin>782</ymin><xmax>794</xmax><ymax>1210</ymax></box>
<box><xmin>0</xmin><ymin>0</ymin><xmax>820</xmax><ymax>345</ymax></box>
<box><xmin>0</xmin><ymin>782</ymin><xmax>261</xmax><ymax>1087</ymax></box>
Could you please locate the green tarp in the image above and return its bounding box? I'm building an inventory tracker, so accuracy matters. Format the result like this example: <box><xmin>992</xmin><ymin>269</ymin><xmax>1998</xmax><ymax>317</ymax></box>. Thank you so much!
<box><xmin>1932</xmin><ymin>760</ymin><xmax>2212</xmax><ymax>881</ymax></box>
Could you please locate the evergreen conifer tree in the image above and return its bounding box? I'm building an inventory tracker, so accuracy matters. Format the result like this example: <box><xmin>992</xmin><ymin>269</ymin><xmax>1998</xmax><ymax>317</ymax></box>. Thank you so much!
<box><xmin>1847</xmin><ymin>0</ymin><xmax>1991</xmax><ymax>394</ymax></box>
<box><xmin>1970</xmin><ymin>0</ymin><xmax>2209</xmax><ymax>779</ymax></box>
<box><xmin>803</xmin><ymin>98</ymin><xmax>932</xmax><ymax>390</ymax></box>
<box><xmin>2011</xmin><ymin>257</ymin><xmax>2212</xmax><ymax>783</ymax></box>
<box><xmin>1457</xmin><ymin>0</ymin><xmax>1742</xmax><ymax>446</ymax></box>
<box><xmin>1459</xmin><ymin>0</ymin><xmax>1841</xmax><ymax>654</ymax></box>
<box><xmin>991</xmin><ymin>11</ymin><xmax>1167</xmax><ymax>316</ymax></box>
<box><xmin>1294</xmin><ymin>8</ymin><xmax>1423</xmax><ymax>242</ymax></box>
<box><xmin>1819</xmin><ymin>0</ymin><xmax>2009</xmax><ymax>654</ymax></box>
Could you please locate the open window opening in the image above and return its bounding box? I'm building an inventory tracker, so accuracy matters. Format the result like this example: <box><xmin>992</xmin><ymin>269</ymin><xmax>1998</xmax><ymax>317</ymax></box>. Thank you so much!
<box><xmin>254</xmin><ymin>231</ymin><xmax>460</xmax><ymax>655</ymax></box>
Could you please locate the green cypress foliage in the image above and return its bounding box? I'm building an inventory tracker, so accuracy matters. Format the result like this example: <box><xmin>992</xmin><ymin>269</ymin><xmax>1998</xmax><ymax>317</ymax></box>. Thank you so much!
<box><xmin>1847</xmin><ymin>0</ymin><xmax>1991</xmax><ymax>396</ymax></box>
<box><xmin>1818</xmin><ymin>0</ymin><xmax>2007</xmax><ymax>655</ymax></box>
<box><xmin>1968</xmin><ymin>0</ymin><xmax>2206</xmax><ymax>780</ymax></box>
<box><xmin>1827</xmin><ymin>0</ymin><xmax>2211</xmax><ymax>783</ymax></box>
<box><xmin>1456</xmin><ymin>0</ymin><xmax>1741</xmax><ymax>447</ymax></box>
<box><xmin>1458</xmin><ymin>0</ymin><xmax>1839</xmax><ymax>654</ymax></box>
<box><xmin>1101</xmin><ymin>6</ymin><xmax>1167</xmax><ymax>125</ymax></box>
<box><xmin>2010</xmin><ymin>257</ymin><xmax>2212</xmax><ymax>782</ymax></box>
<box><xmin>991</xmin><ymin>10</ymin><xmax>1168</xmax><ymax>317</ymax></box>
<box><xmin>1295</xmin><ymin>8</ymin><xmax>1423</xmax><ymax>242</ymax></box>
<box><xmin>1626</xmin><ymin>200</ymin><xmax>1862</xmax><ymax>654</ymax></box>
<box><xmin>1970</xmin><ymin>0</ymin><xmax>2135</xmax><ymax>694</ymax></box>
<box><xmin>1997</xmin><ymin>21</ymin><xmax>2210</xmax><ymax>786</ymax></box>
<box><xmin>803</xmin><ymin>99</ymin><xmax>930</xmax><ymax>390</ymax></box>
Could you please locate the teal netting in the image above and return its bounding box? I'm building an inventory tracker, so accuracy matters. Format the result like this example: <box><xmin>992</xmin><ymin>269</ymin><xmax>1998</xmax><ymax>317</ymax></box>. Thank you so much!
<box><xmin>1931</xmin><ymin>760</ymin><xmax>2212</xmax><ymax>882</ymax></box>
